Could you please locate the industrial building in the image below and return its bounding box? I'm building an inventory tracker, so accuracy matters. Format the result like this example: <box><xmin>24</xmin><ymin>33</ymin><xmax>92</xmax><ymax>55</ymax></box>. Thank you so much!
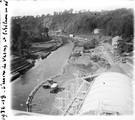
<box><xmin>13</xmin><ymin>72</ymin><xmax>133</xmax><ymax>116</ymax></box>
<box><xmin>55</xmin><ymin>72</ymin><xmax>133</xmax><ymax>115</ymax></box>
<box><xmin>79</xmin><ymin>72</ymin><xmax>133</xmax><ymax>115</ymax></box>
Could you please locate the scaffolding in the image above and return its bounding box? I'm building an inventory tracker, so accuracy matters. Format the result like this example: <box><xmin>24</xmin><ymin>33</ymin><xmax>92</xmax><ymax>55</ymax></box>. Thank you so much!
<box><xmin>54</xmin><ymin>78</ymin><xmax>94</xmax><ymax>115</ymax></box>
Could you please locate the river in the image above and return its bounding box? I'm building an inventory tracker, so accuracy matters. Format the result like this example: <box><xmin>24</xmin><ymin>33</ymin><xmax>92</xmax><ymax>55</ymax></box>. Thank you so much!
<box><xmin>11</xmin><ymin>40</ymin><xmax>74</xmax><ymax>111</ymax></box>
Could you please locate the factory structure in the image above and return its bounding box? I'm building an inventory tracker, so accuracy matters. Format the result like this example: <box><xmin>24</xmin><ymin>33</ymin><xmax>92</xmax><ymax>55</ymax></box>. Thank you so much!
<box><xmin>55</xmin><ymin>72</ymin><xmax>133</xmax><ymax>115</ymax></box>
<box><xmin>13</xmin><ymin>72</ymin><xmax>133</xmax><ymax>116</ymax></box>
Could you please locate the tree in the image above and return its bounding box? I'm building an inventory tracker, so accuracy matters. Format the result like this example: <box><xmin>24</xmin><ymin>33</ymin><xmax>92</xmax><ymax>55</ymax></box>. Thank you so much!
<box><xmin>18</xmin><ymin>31</ymin><xmax>32</xmax><ymax>56</ymax></box>
<box><xmin>117</xmin><ymin>38</ymin><xmax>133</xmax><ymax>55</ymax></box>
<box><xmin>11</xmin><ymin>21</ymin><xmax>21</xmax><ymax>55</ymax></box>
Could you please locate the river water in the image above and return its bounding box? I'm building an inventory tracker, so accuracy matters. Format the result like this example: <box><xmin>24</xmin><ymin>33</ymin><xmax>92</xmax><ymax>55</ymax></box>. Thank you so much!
<box><xmin>11</xmin><ymin>41</ymin><xmax>74</xmax><ymax>111</ymax></box>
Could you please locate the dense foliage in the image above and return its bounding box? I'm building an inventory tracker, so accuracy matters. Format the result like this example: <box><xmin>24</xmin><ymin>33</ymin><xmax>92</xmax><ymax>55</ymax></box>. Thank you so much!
<box><xmin>48</xmin><ymin>8</ymin><xmax>133</xmax><ymax>38</ymax></box>
<box><xmin>11</xmin><ymin>15</ymin><xmax>50</xmax><ymax>56</ymax></box>
<box><xmin>117</xmin><ymin>36</ymin><xmax>133</xmax><ymax>54</ymax></box>
<box><xmin>48</xmin><ymin>8</ymin><xmax>133</xmax><ymax>55</ymax></box>
<box><xmin>11</xmin><ymin>8</ymin><xmax>133</xmax><ymax>56</ymax></box>
<box><xmin>84</xmin><ymin>38</ymin><xmax>99</xmax><ymax>50</ymax></box>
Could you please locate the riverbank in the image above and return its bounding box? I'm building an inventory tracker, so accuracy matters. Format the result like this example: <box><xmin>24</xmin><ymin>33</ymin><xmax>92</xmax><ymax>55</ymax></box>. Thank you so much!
<box><xmin>12</xmin><ymin>34</ymin><xmax>133</xmax><ymax>115</ymax></box>
<box><xmin>31</xmin><ymin>73</ymin><xmax>76</xmax><ymax>115</ymax></box>
<box><xmin>11</xmin><ymin>39</ymin><xmax>74</xmax><ymax>112</ymax></box>
<box><xmin>26</xmin><ymin>35</ymin><xmax>107</xmax><ymax>115</ymax></box>
<box><xmin>11</xmin><ymin>37</ymin><xmax>64</xmax><ymax>82</ymax></box>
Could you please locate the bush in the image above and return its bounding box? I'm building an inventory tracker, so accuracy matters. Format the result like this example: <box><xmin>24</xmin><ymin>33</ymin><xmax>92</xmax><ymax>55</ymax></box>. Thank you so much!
<box><xmin>117</xmin><ymin>37</ymin><xmax>133</xmax><ymax>54</ymax></box>
<box><xmin>84</xmin><ymin>39</ymin><xmax>99</xmax><ymax>50</ymax></box>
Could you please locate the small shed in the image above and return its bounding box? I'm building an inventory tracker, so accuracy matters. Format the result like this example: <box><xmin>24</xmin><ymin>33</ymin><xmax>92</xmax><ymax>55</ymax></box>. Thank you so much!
<box><xmin>93</xmin><ymin>28</ymin><xmax>100</xmax><ymax>34</ymax></box>
<box><xmin>51</xmin><ymin>83</ymin><xmax>58</xmax><ymax>89</ymax></box>
<box><xmin>73</xmin><ymin>47</ymin><xmax>83</xmax><ymax>54</ymax></box>
<box><xmin>112</xmin><ymin>36</ymin><xmax>121</xmax><ymax>48</ymax></box>
<box><xmin>69</xmin><ymin>34</ymin><xmax>75</xmax><ymax>37</ymax></box>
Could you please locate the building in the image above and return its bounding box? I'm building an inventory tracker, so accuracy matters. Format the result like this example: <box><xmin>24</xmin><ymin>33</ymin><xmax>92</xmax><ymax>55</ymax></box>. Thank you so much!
<box><xmin>84</xmin><ymin>48</ymin><xmax>102</xmax><ymax>56</ymax></box>
<box><xmin>69</xmin><ymin>34</ymin><xmax>75</xmax><ymax>37</ymax></box>
<box><xmin>79</xmin><ymin>72</ymin><xmax>133</xmax><ymax>115</ymax></box>
<box><xmin>112</xmin><ymin>36</ymin><xmax>122</xmax><ymax>48</ymax></box>
<box><xmin>21</xmin><ymin>72</ymin><xmax>133</xmax><ymax>116</ymax></box>
<box><xmin>93</xmin><ymin>28</ymin><xmax>100</xmax><ymax>34</ymax></box>
<box><xmin>73</xmin><ymin>46</ymin><xmax>84</xmax><ymax>54</ymax></box>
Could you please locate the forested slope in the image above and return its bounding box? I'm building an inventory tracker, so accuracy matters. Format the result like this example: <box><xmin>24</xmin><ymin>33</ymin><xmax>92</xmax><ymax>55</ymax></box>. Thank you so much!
<box><xmin>48</xmin><ymin>8</ymin><xmax>133</xmax><ymax>38</ymax></box>
<box><xmin>11</xmin><ymin>8</ymin><xmax>133</xmax><ymax>56</ymax></box>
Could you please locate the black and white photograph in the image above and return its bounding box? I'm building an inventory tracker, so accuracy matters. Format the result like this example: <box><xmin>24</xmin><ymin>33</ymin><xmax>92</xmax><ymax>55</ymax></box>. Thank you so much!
<box><xmin>0</xmin><ymin>0</ymin><xmax>134</xmax><ymax>119</ymax></box>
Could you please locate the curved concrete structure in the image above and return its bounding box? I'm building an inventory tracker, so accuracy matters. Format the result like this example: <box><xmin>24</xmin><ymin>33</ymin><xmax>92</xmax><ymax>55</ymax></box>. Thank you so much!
<box><xmin>79</xmin><ymin>72</ymin><xmax>133</xmax><ymax>115</ymax></box>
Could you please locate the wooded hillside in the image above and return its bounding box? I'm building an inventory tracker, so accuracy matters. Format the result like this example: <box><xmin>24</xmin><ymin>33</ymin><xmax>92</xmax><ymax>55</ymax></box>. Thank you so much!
<box><xmin>11</xmin><ymin>8</ymin><xmax>133</xmax><ymax>56</ymax></box>
<box><xmin>48</xmin><ymin>8</ymin><xmax>133</xmax><ymax>38</ymax></box>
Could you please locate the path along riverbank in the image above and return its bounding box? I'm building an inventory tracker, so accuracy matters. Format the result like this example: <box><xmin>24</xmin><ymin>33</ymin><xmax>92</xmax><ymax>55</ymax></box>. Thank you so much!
<box><xmin>11</xmin><ymin>40</ymin><xmax>74</xmax><ymax>111</ymax></box>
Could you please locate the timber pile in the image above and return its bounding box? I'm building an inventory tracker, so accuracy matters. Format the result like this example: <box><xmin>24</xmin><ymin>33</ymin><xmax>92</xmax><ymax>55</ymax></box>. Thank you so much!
<box><xmin>11</xmin><ymin>57</ymin><xmax>34</xmax><ymax>81</ymax></box>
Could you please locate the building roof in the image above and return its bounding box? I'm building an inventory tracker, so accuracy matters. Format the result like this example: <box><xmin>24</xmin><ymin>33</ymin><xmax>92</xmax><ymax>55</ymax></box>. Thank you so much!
<box><xmin>112</xmin><ymin>36</ymin><xmax>122</xmax><ymax>45</ymax></box>
<box><xmin>100</xmin><ymin>36</ymin><xmax>111</xmax><ymax>42</ymax></box>
<box><xmin>73</xmin><ymin>47</ymin><xmax>84</xmax><ymax>52</ymax></box>
<box><xmin>51</xmin><ymin>83</ymin><xmax>58</xmax><ymax>88</ymax></box>
<box><xmin>94</xmin><ymin>28</ymin><xmax>100</xmax><ymax>34</ymax></box>
<box><xmin>79</xmin><ymin>72</ymin><xmax>133</xmax><ymax>115</ymax></box>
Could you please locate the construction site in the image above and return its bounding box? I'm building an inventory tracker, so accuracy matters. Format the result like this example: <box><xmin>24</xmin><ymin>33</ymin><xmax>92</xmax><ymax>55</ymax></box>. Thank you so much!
<box><xmin>9</xmin><ymin>2</ymin><xmax>134</xmax><ymax>117</ymax></box>
<box><xmin>12</xmin><ymin>35</ymin><xmax>133</xmax><ymax>116</ymax></box>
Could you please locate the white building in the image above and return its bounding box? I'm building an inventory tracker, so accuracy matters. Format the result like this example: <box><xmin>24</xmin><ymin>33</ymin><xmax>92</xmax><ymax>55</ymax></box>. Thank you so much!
<box><xmin>73</xmin><ymin>46</ymin><xmax>84</xmax><ymax>54</ymax></box>
<box><xmin>93</xmin><ymin>28</ymin><xmax>100</xmax><ymax>34</ymax></box>
<box><xmin>79</xmin><ymin>72</ymin><xmax>133</xmax><ymax>115</ymax></box>
<box><xmin>69</xmin><ymin>34</ymin><xmax>75</xmax><ymax>37</ymax></box>
<box><xmin>112</xmin><ymin>36</ymin><xmax>122</xmax><ymax>48</ymax></box>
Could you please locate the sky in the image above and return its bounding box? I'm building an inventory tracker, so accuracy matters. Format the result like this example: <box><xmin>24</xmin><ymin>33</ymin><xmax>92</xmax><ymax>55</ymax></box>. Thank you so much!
<box><xmin>9</xmin><ymin>0</ymin><xmax>134</xmax><ymax>16</ymax></box>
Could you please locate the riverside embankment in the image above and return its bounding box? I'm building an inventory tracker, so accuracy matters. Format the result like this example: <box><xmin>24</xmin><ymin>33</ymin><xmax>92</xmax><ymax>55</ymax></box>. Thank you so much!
<box><xmin>11</xmin><ymin>39</ymin><xmax>74</xmax><ymax>111</ymax></box>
